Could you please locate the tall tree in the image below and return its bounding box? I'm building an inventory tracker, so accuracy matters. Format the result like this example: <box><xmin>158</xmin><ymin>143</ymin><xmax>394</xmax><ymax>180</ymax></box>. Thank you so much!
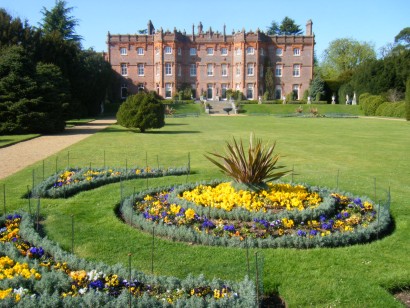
<box><xmin>279</xmin><ymin>17</ymin><xmax>302</xmax><ymax>35</ymax></box>
<box><xmin>320</xmin><ymin>38</ymin><xmax>376</xmax><ymax>79</ymax></box>
<box><xmin>266</xmin><ymin>17</ymin><xmax>302</xmax><ymax>35</ymax></box>
<box><xmin>39</xmin><ymin>0</ymin><xmax>82</xmax><ymax>44</ymax></box>
<box><xmin>266</xmin><ymin>21</ymin><xmax>280</xmax><ymax>35</ymax></box>
<box><xmin>395</xmin><ymin>27</ymin><xmax>410</xmax><ymax>48</ymax></box>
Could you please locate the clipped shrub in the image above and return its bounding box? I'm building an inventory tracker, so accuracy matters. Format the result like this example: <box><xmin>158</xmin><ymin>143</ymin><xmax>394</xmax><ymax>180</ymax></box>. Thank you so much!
<box><xmin>362</xmin><ymin>95</ymin><xmax>385</xmax><ymax>116</ymax></box>
<box><xmin>116</xmin><ymin>91</ymin><xmax>165</xmax><ymax>133</ymax></box>
<box><xmin>359</xmin><ymin>93</ymin><xmax>371</xmax><ymax>108</ymax></box>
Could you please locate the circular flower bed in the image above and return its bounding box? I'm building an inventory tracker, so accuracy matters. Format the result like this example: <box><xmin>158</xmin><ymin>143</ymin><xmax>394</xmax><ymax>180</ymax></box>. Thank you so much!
<box><xmin>120</xmin><ymin>181</ymin><xmax>391</xmax><ymax>248</ymax></box>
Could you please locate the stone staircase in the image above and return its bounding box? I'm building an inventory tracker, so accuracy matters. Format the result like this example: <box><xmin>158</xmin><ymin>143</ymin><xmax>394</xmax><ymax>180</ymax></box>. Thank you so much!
<box><xmin>206</xmin><ymin>101</ymin><xmax>235</xmax><ymax>115</ymax></box>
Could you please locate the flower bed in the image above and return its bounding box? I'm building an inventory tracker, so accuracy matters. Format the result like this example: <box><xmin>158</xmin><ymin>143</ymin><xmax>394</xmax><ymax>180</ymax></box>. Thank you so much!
<box><xmin>0</xmin><ymin>213</ymin><xmax>255</xmax><ymax>306</ymax></box>
<box><xmin>120</xmin><ymin>181</ymin><xmax>391</xmax><ymax>248</ymax></box>
<box><xmin>30</xmin><ymin>166</ymin><xmax>189</xmax><ymax>198</ymax></box>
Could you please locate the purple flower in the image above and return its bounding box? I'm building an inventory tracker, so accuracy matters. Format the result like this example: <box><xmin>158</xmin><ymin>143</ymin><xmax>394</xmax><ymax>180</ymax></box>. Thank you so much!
<box><xmin>29</xmin><ymin>246</ymin><xmax>44</xmax><ymax>258</ymax></box>
<box><xmin>297</xmin><ymin>230</ymin><xmax>307</xmax><ymax>236</ymax></box>
<box><xmin>223</xmin><ymin>225</ymin><xmax>235</xmax><ymax>232</ymax></box>
<box><xmin>310</xmin><ymin>230</ymin><xmax>318</xmax><ymax>236</ymax></box>
<box><xmin>319</xmin><ymin>215</ymin><xmax>326</xmax><ymax>222</ymax></box>
<box><xmin>202</xmin><ymin>219</ymin><xmax>215</xmax><ymax>229</ymax></box>
<box><xmin>89</xmin><ymin>280</ymin><xmax>104</xmax><ymax>290</ymax></box>
<box><xmin>321</xmin><ymin>223</ymin><xmax>332</xmax><ymax>230</ymax></box>
<box><xmin>343</xmin><ymin>212</ymin><xmax>350</xmax><ymax>218</ymax></box>
<box><xmin>353</xmin><ymin>198</ymin><xmax>362</xmax><ymax>205</ymax></box>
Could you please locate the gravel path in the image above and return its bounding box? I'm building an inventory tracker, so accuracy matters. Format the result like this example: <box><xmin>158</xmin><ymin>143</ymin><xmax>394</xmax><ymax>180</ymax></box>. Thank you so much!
<box><xmin>0</xmin><ymin>118</ymin><xmax>116</xmax><ymax>180</ymax></box>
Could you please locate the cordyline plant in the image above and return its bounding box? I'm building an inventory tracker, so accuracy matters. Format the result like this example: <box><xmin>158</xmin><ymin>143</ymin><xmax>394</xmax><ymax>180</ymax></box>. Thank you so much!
<box><xmin>205</xmin><ymin>133</ymin><xmax>290</xmax><ymax>190</ymax></box>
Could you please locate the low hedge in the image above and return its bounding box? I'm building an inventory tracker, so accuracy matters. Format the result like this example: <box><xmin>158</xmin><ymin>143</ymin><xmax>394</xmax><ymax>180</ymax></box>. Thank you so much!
<box><xmin>375</xmin><ymin>102</ymin><xmax>406</xmax><ymax>118</ymax></box>
<box><xmin>0</xmin><ymin>213</ymin><xmax>257</xmax><ymax>307</ymax></box>
<box><xmin>119</xmin><ymin>181</ymin><xmax>391</xmax><ymax>249</ymax></box>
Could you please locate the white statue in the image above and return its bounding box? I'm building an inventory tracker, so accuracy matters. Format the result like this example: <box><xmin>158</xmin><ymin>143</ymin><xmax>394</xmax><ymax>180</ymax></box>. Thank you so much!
<box><xmin>307</xmin><ymin>96</ymin><xmax>311</xmax><ymax>104</ymax></box>
<box><xmin>352</xmin><ymin>92</ymin><xmax>357</xmax><ymax>105</ymax></box>
<box><xmin>331</xmin><ymin>95</ymin><xmax>336</xmax><ymax>104</ymax></box>
<box><xmin>346</xmin><ymin>94</ymin><xmax>349</xmax><ymax>105</ymax></box>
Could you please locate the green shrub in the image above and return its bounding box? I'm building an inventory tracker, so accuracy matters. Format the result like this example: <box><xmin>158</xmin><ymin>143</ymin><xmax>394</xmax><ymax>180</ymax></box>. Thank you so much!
<box><xmin>359</xmin><ymin>93</ymin><xmax>371</xmax><ymax>109</ymax></box>
<box><xmin>362</xmin><ymin>95</ymin><xmax>385</xmax><ymax>116</ymax></box>
<box><xmin>116</xmin><ymin>92</ymin><xmax>165</xmax><ymax>133</ymax></box>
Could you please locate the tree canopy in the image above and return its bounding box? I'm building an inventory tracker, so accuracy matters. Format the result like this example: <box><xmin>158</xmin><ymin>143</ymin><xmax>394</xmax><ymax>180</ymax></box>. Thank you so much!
<box><xmin>39</xmin><ymin>0</ymin><xmax>82</xmax><ymax>43</ymax></box>
<box><xmin>320</xmin><ymin>38</ymin><xmax>376</xmax><ymax>79</ymax></box>
<box><xmin>267</xmin><ymin>17</ymin><xmax>302</xmax><ymax>35</ymax></box>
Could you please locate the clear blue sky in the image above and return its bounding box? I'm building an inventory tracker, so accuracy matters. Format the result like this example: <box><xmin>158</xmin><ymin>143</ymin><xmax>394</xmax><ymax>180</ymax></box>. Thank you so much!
<box><xmin>2</xmin><ymin>0</ymin><xmax>409</xmax><ymax>60</ymax></box>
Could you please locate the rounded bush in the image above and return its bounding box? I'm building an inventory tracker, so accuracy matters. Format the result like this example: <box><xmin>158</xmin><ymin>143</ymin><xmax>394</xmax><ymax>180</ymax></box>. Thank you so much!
<box><xmin>363</xmin><ymin>95</ymin><xmax>385</xmax><ymax>116</ymax></box>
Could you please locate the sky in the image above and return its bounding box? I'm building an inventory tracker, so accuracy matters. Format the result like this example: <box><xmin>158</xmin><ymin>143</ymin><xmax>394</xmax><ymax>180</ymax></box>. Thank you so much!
<box><xmin>2</xmin><ymin>0</ymin><xmax>409</xmax><ymax>60</ymax></box>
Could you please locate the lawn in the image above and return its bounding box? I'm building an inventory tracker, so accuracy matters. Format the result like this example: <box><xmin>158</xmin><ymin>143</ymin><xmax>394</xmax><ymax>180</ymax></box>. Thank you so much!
<box><xmin>1</xmin><ymin>115</ymin><xmax>409</xmax><ymax>307</ymax></box>
<box><xmin>0</xmin><ymin>134</ymin><xmax>40</xmax><ymax>148</ymax></box>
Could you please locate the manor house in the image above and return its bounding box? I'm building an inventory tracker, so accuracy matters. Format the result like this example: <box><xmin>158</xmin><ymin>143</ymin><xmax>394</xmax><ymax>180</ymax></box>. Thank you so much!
<box><xmin>106</xmin><ymin>20</ymin><xmax>314</xmax><ymax>101</ymax></box>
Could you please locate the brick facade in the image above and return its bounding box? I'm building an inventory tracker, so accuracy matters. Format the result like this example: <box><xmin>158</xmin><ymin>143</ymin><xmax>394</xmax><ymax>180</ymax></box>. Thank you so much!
<box><xmin>106</xmin><ymin>20</ymin><xmax>314</xmax><ymax>101</ymax></box>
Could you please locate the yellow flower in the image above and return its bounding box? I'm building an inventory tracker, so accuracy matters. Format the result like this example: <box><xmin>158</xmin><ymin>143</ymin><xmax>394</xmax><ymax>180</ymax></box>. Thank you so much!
<box><xmin>185</xmin><ymin>208</ymin><xmax>196</xmax><ymax>221</ymax></box>
<box><xmin>0</xmin><ymin>288</ymin><xmax>12</xmax><ymax>300</ymax></box>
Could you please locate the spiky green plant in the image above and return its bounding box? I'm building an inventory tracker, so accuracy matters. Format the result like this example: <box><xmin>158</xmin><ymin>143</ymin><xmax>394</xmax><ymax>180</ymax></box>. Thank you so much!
<box><xmin>205</xmin><ymin>133</ymin><xmax>289</xmax><ymax>188</ymax></box>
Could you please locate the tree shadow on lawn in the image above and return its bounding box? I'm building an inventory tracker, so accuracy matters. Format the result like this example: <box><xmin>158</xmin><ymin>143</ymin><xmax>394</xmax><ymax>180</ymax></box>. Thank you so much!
<box><xmin>164</xmin><ymin>123</ymin><xmax>189</xmax><ymax>126</ymax></box>
<box><xmin>146</xmin><ymin>130</ymin><xmax>201</xmax><ymax>135</ymax></box>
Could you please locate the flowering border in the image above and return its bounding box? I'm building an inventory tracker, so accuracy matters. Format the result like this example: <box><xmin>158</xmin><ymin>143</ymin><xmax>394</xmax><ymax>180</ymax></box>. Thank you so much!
<box><xmin>119</xmin><ymin>181</ymin><xmax>391</xmax><ymax>249</ymax></box>
<box><xmin>0</xmin><ymin>213</ymin><xmax>256</xmax><ymax>306</ymax></box>
<box><xmin>30</xmin><ymin>166</ymin><xmax>189</xmax><ymax>198</ymax></box>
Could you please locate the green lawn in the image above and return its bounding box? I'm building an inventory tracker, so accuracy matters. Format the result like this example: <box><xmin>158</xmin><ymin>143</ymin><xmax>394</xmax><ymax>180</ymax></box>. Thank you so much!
<box><xmin>1</xmin><ymin>115</ymin><xmax>409</xmax><ymax>307</ymax></box>
<box><xmin>0</xmin><ymin>134</ymin><xmax>40</xmax><ymax>148</ymax></box>
<box><xmin>241</xmin><ymin>103</ymin><xmax>364</xmax><ymax>116</ymax></box>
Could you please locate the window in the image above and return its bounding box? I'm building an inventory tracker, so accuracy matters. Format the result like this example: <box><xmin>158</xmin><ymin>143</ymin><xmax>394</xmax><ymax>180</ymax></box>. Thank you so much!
<box><xmin>207</xmin><ymin>48</ymin><xmax>214</xmax><ymax>55</ymax></box>
<box><xmin>120</xmin><ymin>47</ymin><xmax>127</xmax><ymax>55</ymax></box>
<box><xmin>276</xmin><ymin>48</ymin><xmax>283</xmax><ymax>56</ymax></box>
<box><xmin>120</xmin><ymin>84</ymin><xmax>128</xmax><ymax>99</ymax></box>
<box><xmin>138</xmin><ymin>63</ymin><xmax>144</xmax><ymax>76</ymax></box>
<box><xmin>293</xmin><ymin>48</ymin><xmax>300</xmax><ymax>56</ymax></box>
<box><xmin>247</xmin><ymin>83</ymin><xmax>253</xmax><ymax>99</ymax></box>
<box><xmin>246</xmin><ymin>47</ymin><xmax>254</xmax><ymax>55</ymax></box>
<box><xmin>247</xmin><ymin>63</ymin><xmax>254</xmax><ymax>76</ymax></box>
<box><xmin>235</xmin><ymin>83</ymin><xmax>240</xmax><ymax>91</ymax></box>
<box><xmin>221</xmin><ymin>64</ymin><xmax>227</xmax><ymax>76</ymax></box>
<box><xmin>191</xmin><ymin>84</ymin><xmax>196</xmax><ymax>98</ymax></box>
<box><xmin>260</xmin><ymin>48</ymin><xmax>264</xmax><ymax>56</ymax></box>
<box><xmin>178</xmin><ymin>64</ymin><xmax>181</xmax><ymax>76</ymax></box>
<box><xmin>164</xmin><ymin>46</ymin><xmax>172</xmax><ymax>54</ymax></box>
<box><xmin>137</xmin><ymin>47</ymin><xmax>144</xmax><ymax>55</ymax></box>
<box><xmin>275</xmin><ymin>65</ymin><xmax>282</xmax><ymax>77</ymax></box>
<box><xmin>236</xmin><ymin>64</ymin><xmax>240</xmax><ymax>76</ymax></box>
<box><xmin>178</xmin><ymin>47</ymin><xmax>182</xmax><ymax>55</ymax></box>
<box><xmin>190</xmin><ymin>48</ymin><xmax>196</xmax><ymax>56</ymax></box>
<box><xmin>138</xmin><ymin>83</ymin><xmax>144</xmax><ymax>92</ymax></box>
<box><xmin>156</xmin><ymin>63</ymin><xmax>159</xmax><ymax>76</ymax></box>
<box><xmin>235</xmin><ymin>48</ymin><xmax>241</xmax><ymax>55</ymax></box>
<box><xmin>221</xmin><ymin>48</ymin><xmax>228</xmax><ymax>55</ymax></box>
<box><xmin>120</xmin><ymin>63</ymin><xmax>128</xmax><ymax>76</ymax></box>
<box><xmin>275</xmin><ymin>85</ymin><xmax>282</xmax><ymax>99</ymax></box>
<box><xmin>190</xmin><ymin>64</ymin><xmax>196</xmax><ymax>76</ymax></box>
<box><xmin>165</xmin><ymin>63</ymin><xmax>172</xmax><ymax>75</ymax></box>
<box><xmin>293</xmin><ymin>64</ymin><xmax>300</xmax><ymax>77</ymax></box>
<box><xmin>207</xmin><ymin>63</ymin><xmax>213</xmax><ymax>76</ymax></box>
<box><xmin>165</xmin><ymin>83</ymin><xmax>172</xmax><ymax>98</ymax></box>
<box><xmin>221</xmin><ymin>84</ymin><xmax>227</xmax><ymax>99</ymax></box>
<box><xmin>155</xmin><ymin>47</ymin><xmax>159</xmax><ymax>55</ymax></box>
<box><xmin>293</xmin><ymin>84</ymin><xmax>299</xmax><ymax>100</ymax></box>
<box><xmin>207</xmin><ymin>83</ymin><xmax>213</xmax><ymax>99</ymax></box>
<box><xmin>259</xmin><ymin>65</ymin><xmax>264</xmax><ymax>77</ymax></box>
